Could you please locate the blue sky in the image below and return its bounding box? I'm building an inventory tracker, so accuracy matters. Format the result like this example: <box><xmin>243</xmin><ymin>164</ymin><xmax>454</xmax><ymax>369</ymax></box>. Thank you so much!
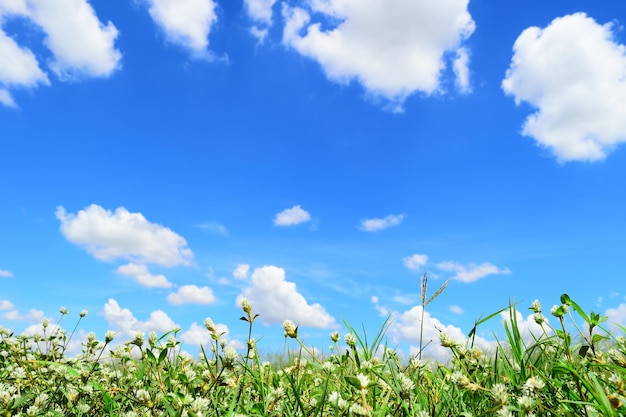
<box><xmin>2</xmin><ymin>0</ymin><xmax>626</xmax><ymax>359</ymax></box>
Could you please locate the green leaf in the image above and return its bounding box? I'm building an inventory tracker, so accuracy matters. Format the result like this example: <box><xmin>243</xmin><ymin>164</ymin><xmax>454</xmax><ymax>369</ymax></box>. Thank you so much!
<box><xmin>560</xmin><ymin>293</ymin><xmax>571</xmax><ymax>305</ymax></box>
<box><xmin>158</xmin><ymin>348</ymin><xmax>169</xmax><ymax>365</ymax></box>
<box><xmin>146</xmin><ymin>348</ymin><xmax>156</xmax><ymax>363</ymax></box>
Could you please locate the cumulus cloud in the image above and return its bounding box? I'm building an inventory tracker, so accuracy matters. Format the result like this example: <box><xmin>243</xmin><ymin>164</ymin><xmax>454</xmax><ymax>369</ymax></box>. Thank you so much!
<box><xmin>437</xmin><ymin>261</ymin><xmax>510</xmax><ymax>283</ymax></box>
<box><xmin>245</xmin><ymin>0</ymin><xmax>276</xmax><ymax>25</ymax></box>
<box><xmin>282</xmin><ymin>0</ymin><xmax>475</xmax><ymax>109</ymax></box>
<box><xmin>56</xmin><ymin>204</ymin><xmax>193</xmax><ymax>267</ymax></box>
<box><xmin>0</xmin><ymin>0</ymin><xmax>120</xmax><ymax>106</ymax></box>
<box><xmin>245</xmin><ymin>0</ymin><xmax>276</xmax><ymax>42</ymax></box>
<box><xmin>25</xmin><ymin>0</ymin><xmax>121</xmax><ymax>80</ymax></box>
<box><xmin>0</xmin><ymin>269</ymin><xmax>13</xmax><ymax>278</ymax></box>
<box><xmin>167</xmin><ymin>285</ymin><xmax>216</xmax><ymax>305</ymax></box>
<box><xmin>390</xmin><ymin>305</ymin><xmax>493</xmax><ymax>362</ymax></box>
<box><xmin>233</xmin><ymin>264</ymin><xmax>250</xmax><ymax>280</ymax></box>
<box><xmin>503</xmin><ymin>13</ymin><xmax>626</xmax><ymax>162</ymax></box>
<box><xmin>146</xmin><ymin>0</ymin><xmax>218</xmax><ymax>55</ymax></box>
<box><xmin>2</xmin><ymin>308</ymin><xmax>45</xmax><ymax>323</ymax></box>
<box><xmin>115</xmin><ymin>263</ymin><xmax>172</xmax><ymax>288</ymax></box>
<box><xmin>403</xmin><ymin>254</ymin><xmax>428</xmax><ymax>271</ymax></box>
<box><xmin>0</xmin><ymin>300</ymin><xmax>14</xmax><ymax>310</ymax></box>
<box><xmin>359</xmin><ymin>214</ymin><xmax>404</xmax><ymax>232</ymax></box>
<box><xmin>237</xmin><ymin>265</ymin><xmax>337</xmax><ymax>328</ymax></box>
<box><xmin>103</xmin><ymin>298</ymin><xmax>178</xmax><ymax>337</ymax></box>
<box><xmin>605</xmin><ymin>303</ymin><xmax>626</xmax><ymax>330</ymax></box>
<box><xmin>273</xmin><ymin>205</ymin><xmax>311</xmax><ymax>226</ymax></box>
<box><xmin>179</xmin><ymin>321</ymin><xmax>230</xmax><ymax>346</ymax></box>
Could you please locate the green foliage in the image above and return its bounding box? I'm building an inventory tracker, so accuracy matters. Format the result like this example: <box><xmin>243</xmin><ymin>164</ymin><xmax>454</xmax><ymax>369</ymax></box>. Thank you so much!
<box><xmin>0</xmin><ymin>294</ymin><xmax>625</xmax><ymax>416</ymax></box>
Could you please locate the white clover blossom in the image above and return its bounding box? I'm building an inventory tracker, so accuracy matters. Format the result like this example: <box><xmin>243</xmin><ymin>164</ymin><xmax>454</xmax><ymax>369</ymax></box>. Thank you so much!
<box><xmin>283</xmin><ymin>320</ymin><xmax>297</xmax><ymax>338</ymax></box>
<box><xmin>356</xmin><ymin>373</ymin><xmax>370</xmax><ymax>389</ymax></box>
<box><xmin>349</xmin><ymin>403</ymin><xmax>371</xmax><ymax>416</ymax></box>
<box><xmin>102</xmin><ymin>330</ymin><xmax>115</xmax><ymax>343</ymax></box>
<box><xmin>240</xmin><ymin>298</ymin><xmax>252</xmax><ymax>314</ymax></box>
<box><xmin>344</xmin><ymin>333</ymin><xmax>356</xmax><ymax>348</ymax></box>
<box><xmin>530</xmin><ymin>299</ymin><xmax>541</xmax><ymax>313</ymax></box>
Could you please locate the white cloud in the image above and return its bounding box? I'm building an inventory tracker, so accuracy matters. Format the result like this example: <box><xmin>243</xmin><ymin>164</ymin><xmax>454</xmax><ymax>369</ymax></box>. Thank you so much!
<box><xmin>2</xmin><ymin>308</ymin><xmax>45</xmax><ymax>323</ymax></box>
<box><xmin>371</xmin><ymin>295</ymin><xmax>388</xmax><ymax>317</ymax></box>
<box><xmin>0</xmin><ymin>89</ymin><xmax>16</xmax><ymax>107</ymax></box>
<box><xmin>403</xmin><ymin>254</ymin><xmax>428</xmax><ymax>271</ymax></box>
<box><xmin>0</xmin><ymin>269</ymin><xmax>13</xmax><ymax>277</ymax></box>
<box><xmin>197</xmin><ymin>221</ymin><xmax>228</xmax><ymax>236</ymax></box>
<box><xmin>146</xmin><ymin>0</ymin><xmax>218</xmax><ymax>54</ymax></box>
<box><xmin>273</xmin><ymin>205</ymin><xmax>311</xmax><ymax>226</ymax></box>
<box><xmin>167</xmin><ymin>285</ymin><xmax>216</xmax><ymax>305</ymax></box>
<box><xmin>115</xmin><ymin>263</ymin><xmax>172</xmax><ymax>288</ymax></box>
<box><xmin>453</xmin><ymin>47</ymin><xmax>471</xmax><ymax>93</ymax></box>
<box><xmin>103</xmin><ymin>298</ymin><xmax>178</xmax><ymax>337</ymax></box>
<box><xmin>0</xmin><ymin>28</ymin><xmax>49</xmax><ymax>86</ymax></box>
<box><xmin>180</xmin><ymin>321</ymin><xmax>230</xmax><ymax>346</ymax></box>
<box><xmin>437</xmin><ymin>261</ymin><xmax>510</xmax><ymax>283</ymax></box>
<box><xmin>390</xmin><ymin>305</ymin><xmax>493</xmax><ymax>362</ymax></box>
<box><xmin>0</xmin><ymin>300</ymin><xmax>14</xmax><ymax>310</ymax></box>
<box><xmin>502</xmin><ymin>13</ymin><xmax>626</xmax><ymax>162</ymax></box>
<box><xmin>56</xmin><ymin>204</ymin><xmax>193</xmax><ymax>267</ymax></box>
<box><xmin>359</xmin><ymin>214</ymin><xmax>404</xmax><ymax>232</ymax></box>
<box><xmin>500</xmin><ymin>309</ymin><xmax>550</xmax><ymax>342</ymax></box>
<box><xmin>25</xmin><ymin>0</ymin><xmax>121</xmax><ymax>80</ymax></box>
<box><xmin>449</xmin><ymin>305</ymin><xmax>464</xmax><ymax>315</ymax></box>
<box><xmin>233</xmin><ymin>264</ymin><xmax>250</xmax><ymax>280</ymax></box>
<box><xmin>0</xmin><ymin>0</ymin><xmax>119</xmax><ymax>106</ymax></box>
<box><xmin>245</xmin><ymin>0</ymin><xmax>276</xmax><ymax>25</ymax></box>
<box><xmin>237</xmin><ymin>265</ymin><xmax>337</xmax><ymax>328</ymax></box>
<box><xmin>606</xmin><ymin>304</ymin><xmax>626</xmax><ymax>329</ymax></box>
<box><xmin>282</xmin><ymin>0</ymin><xmax>475</xmax><ymax>109</ymax></box>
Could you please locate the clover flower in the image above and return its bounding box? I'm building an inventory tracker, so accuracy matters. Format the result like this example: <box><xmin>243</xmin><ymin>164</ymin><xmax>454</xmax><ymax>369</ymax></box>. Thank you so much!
<box><xmin>105</xmin><ymin>330</ymin><xmax>116</xmax><ymax>343</ymax></box>
<box><xmin>349</xmin><ymin>403</ymin><xmax>371</xmax><ymax>416</ymax></box>
<box><xmin>240</xmin><ymin>298</ymin><xmax>252</xmax><ymax>314</ymax></box>
<box><xmin>529</xmin><ymin>299</ymin><xmax>541</xmax><ymax>313</ymax></box>
<box><xmin>283</xmin><ymin>320</ymin><xmax>298</xmax><ymax>339</ymax></box>
<box><xmin>79</xmin><ymin>309</ymin><xmax>88</xmax><ymax>318</ymax></box>
<box><xmin>330</xmin><ymin>330</ymin><xmax>340</xmax><ymax>343</ymax></box>
<box><xmin>345</xmin><ymin>333</ymin><xmax>356</xmax><ymax>348</ymax></box>
<box><xmin>204</xmin><ymin>317</ymin><xmax>217</xmax><ymax>334</ymax></box>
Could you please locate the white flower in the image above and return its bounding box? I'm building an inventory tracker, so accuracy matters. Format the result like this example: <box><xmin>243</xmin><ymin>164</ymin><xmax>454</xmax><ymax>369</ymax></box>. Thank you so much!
<box><xmin>356</xmin><ymin>373</ymin><xmax>370</xmax><ymax>389</ymax></box>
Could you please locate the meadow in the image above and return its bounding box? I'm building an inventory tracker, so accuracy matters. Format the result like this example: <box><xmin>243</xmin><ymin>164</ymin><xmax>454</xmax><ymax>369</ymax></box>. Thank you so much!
<box><xmin>1</xmin><ymin>288</ymin><xmax>626</xmax><ymax>416</ymax></box>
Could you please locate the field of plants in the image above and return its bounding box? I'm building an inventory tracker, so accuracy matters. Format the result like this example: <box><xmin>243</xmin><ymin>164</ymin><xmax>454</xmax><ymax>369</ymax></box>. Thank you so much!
<box><xmin>1</xmin><ymin>291</ymin><xmax>626</xmax><ymax>416</ymax></box>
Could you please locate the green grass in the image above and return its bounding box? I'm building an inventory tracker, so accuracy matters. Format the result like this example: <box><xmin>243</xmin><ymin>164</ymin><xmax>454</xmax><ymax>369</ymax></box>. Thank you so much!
<box><xmin>1</xmin><ymin>293</ymin><xmax>626</xmax><ymax>416</ymax></box>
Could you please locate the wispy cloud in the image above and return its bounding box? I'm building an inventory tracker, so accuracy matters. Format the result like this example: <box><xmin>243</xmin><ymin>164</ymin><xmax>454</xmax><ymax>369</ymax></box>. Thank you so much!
<box><xmin>360</xmin><ymin>214</ymin><xmax>404</xmax><ymax>232</ymax></box>
<box><xmin>0</xmin><ymin>300</ymin><xmax>14</xmax><ymax>310</ymax></box>
<box><xmin>197</xmin><ymin>221</ymin><xmax>229</xmax><ymax>237</ymax></box>
<box><xmin>437</xmin><ymin>261</ymin><xmax>511</xmax><ymax>283</ymax></box>
<box><xmin>0</xmin><ymin>269</ymin><xmax>13</xmax><ymax>278</ymax></box>
<box><xmin>503</xmin><ymin>13</ymin><xmax>626</xmax><ymax>162</ymax></box>
<box><xmin>273</xmin><ymin>205</ymin><xmax>311</xmax><ymax>226</ymax></box>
